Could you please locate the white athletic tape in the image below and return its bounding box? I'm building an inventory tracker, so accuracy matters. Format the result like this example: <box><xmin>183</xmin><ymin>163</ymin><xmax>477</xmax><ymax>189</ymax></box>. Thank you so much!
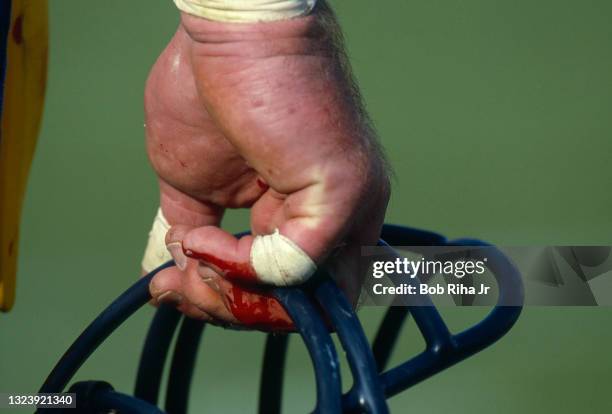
<box><xmin>141</xmin><ymin>208</ymin><xmax>172</xmax><ymax>272</ymax></box>
<box><xmin>142</xmin><ymin>209</ymin><xmax>316</xmax><ymax>285</ymax></box>
<box><xmin>250</xmin><ymin>229</ymin><xmax>317</xmax><ymax>286</ymax></box>
<box><xmin>173</xmin><ymin>0</ymin><xmax>317</xmax><ymax>23</ymax></box>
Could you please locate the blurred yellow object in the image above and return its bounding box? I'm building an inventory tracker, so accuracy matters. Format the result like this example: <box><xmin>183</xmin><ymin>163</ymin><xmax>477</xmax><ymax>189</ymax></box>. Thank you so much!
<box><xmin>0</xmin><ymin>0</ymin><xmax>48</xmax><ymax>311</ymax></box>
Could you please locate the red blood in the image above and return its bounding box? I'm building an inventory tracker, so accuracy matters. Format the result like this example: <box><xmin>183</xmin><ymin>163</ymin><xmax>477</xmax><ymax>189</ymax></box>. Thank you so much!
<box><xmin>12</xmin><ymin>15</ymin><xmax>23</xmax><ymax>44</ymax></box>
<box><xmin>183</xmin><ymin>248</ymin><xmax>294</xmax><ymax>330</ymax></box>
<box><xmin>256</xmin><ymin>177</ymin><xmax>269</xmax><ymax>190</ymax></box>
<box><xmin>184</xmin><ymin>249</ymin><xmax>258</xmax><ymax>284</ymax></box>
<box><xmin>225</xmin><ymin>286</ymin><xmax>293</xmax><ymax>331</ymax></box>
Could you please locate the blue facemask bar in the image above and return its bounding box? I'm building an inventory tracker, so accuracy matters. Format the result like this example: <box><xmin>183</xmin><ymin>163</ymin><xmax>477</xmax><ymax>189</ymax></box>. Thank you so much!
<box><xmin>37</xmin><ymin>224</ymin><xmax>523</xmax><ymax>414</ymax></box>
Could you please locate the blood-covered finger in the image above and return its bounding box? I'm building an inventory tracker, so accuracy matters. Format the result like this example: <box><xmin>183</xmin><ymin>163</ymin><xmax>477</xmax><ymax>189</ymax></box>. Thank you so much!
<box><xmin>181</xmin><ymin>225</ymin><xmax>318</xmax><ymax>286</ymax></box>
<box><xmin>178</xmin><ymin>260</ymin><xmax>294</xmax><ymax>331</ymax></box>
<box><xmin>219</xmin><ymin>281</ymin><xmax>294</xmax><ymax>331</ymax></box>
<box><xmin>181</xmin><ymin>226</ymin><xmax>258</xmax><ymax>284</ymax></box>
<box><xmin>149</xmin><ymin>265</ymin><xmax>214</xmax><ymax>320</ymax></box>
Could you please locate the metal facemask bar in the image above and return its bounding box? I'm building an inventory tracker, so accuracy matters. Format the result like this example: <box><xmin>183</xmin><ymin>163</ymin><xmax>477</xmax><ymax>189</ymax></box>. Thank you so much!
<box><xmin>37</xmin><ymin>224</ymin><xmax>523</xmax><ymax>414</ymax></box>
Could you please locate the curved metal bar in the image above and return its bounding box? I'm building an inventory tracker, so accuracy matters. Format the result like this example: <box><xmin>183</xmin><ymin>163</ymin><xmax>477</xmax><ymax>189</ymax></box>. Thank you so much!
<box><xmin>38</xmin><ymin>260</ymin><xmax>175</xmax><ymax>394</ymax></box>
<box><xmin>378</xmin><ymin>238</ymin><xmax>523</xmax><ymax>399</ymax></box>
<box><xmin>377</xmin><ymin>240</ymin><xmax>453</xmax><ymax>352</ymax></box>
<box><xmin>37</xmin><ymin>225</ymin><xmax>523</xmax><ymax>414</ymax></box>
<box><xmin>134</xmin><ymin>305</ymin><xmax>182</xmax><ymax>405</ymax></box>
<box><xmin>372</xmin><ymin>307</ymin><xmax>410</xmax><ymax>372</ymax></box>
<box><xmin>445</xmin><ymin>238</ymin><xmax>523</xmax><ymax>356</ymax></box>
<box><xmin>165</xmin><ymin>317</ymin><xmax>206</xmax><ymax>414</ymax></box>
<box><xmin>369</xmin><ymin>228</ymin><xmax>445</xmax><ymax>375</ymax></box>
<box><xmin>315</xmin><ymin>280</ymin><xmax>388</xmax><ymax>414</ymax></box>
<box><xmin>94</xmin><ymin>389</ymin><xmax>167</xmax><ymax>414</ymax></box>
<box><xmin>343</xmin><ymin>229</ymin><xmax>523</xmax><ymax>411</ymax></box>
<box><xmin>273</xmin><ymin>288</ymin><xmax>342</xmax><ymax>414</ymax></box>
<box><xmin>258</xmin><ymin>334</ymin><xmax>289</xmax><ymax>414</ymax></box>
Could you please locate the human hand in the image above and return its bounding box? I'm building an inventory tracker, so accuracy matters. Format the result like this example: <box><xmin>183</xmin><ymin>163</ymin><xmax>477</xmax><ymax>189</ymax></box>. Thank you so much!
<box><xmin>143</xmin><ymin>2</ymin><xmax>389</xmax><ymax>330</ymax></box>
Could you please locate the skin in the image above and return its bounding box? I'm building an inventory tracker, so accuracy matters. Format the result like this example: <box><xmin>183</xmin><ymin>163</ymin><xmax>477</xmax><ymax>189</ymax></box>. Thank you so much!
<box><xmin>145</xmin><ymin>2</ymin><xmax>390</xmax><ymax>330</ymax></box>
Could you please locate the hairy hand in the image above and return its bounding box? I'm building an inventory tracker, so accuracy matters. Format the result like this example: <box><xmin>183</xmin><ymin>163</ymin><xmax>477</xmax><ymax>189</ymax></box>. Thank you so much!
<box><xmin>144</xmin><ymin>3</ymin><xmax>389</xmax><ymax>330</ymax></box>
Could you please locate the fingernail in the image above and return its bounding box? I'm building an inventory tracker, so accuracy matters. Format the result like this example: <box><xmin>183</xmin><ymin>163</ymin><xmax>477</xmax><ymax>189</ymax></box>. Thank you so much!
<box><xmin>167</xmin><ymin>242</ymin><xmax>187</xmax><ymax>270</ymax></box>
<box><xmin>197</xmin><ymin>265</ymin><xmax>214</xmax><ymax>282</ymax></box>
<box><xmin>157</xmin><ymin>290</ymin><xmax>183</xmax><ymax>305</ymax></box>
<box><xmin>197</xmin><ymin>265</ymin><xmax>222</xmax><ymax>293</ymax></box>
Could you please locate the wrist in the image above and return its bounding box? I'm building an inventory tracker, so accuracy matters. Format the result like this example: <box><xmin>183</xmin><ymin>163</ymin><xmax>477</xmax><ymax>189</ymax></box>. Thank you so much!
<box><xmin>174</xmin><ymin>0</ymin><xmax>317</xmax><ymax>23</ymax></box>
<box><xmin>178</xmin><ymin>2</ymin><xmax>339</xmax><ymax>60</ymax></box>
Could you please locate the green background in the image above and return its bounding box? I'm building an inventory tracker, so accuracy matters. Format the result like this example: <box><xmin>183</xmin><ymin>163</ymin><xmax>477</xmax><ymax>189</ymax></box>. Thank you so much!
<box><xmin>2</xmin><ymin>0</ymin><xmax>611</xmax><ymax>412</ymax></box>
